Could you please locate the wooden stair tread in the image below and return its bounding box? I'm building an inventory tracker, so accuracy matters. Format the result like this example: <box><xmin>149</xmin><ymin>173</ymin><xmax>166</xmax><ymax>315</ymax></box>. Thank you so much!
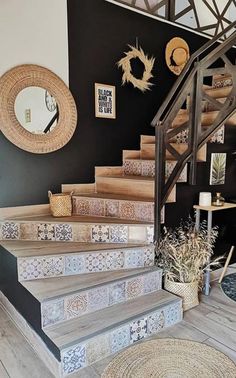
<box><xmin>96</xmin><ymin>175</ymin><xmax>155</xmax><ymax>181</ymax></box>
<box><xmin>22</xmin><ymin>267</ymin><xmax>159</xmax><ymax>302</ymax></box>
<box><xmin>1</xmin><ymin>240</ymin><xmax>149</xmax><ymax>258</ymax></box>
<box><xmin>44</xmin><ymin>290</ymin><xmax>180</xmax><ymax>349</ymax></box>
<box><xmin>205</xmin><ymin>86</ymin><xmax>232</xmax><ymax>98</ymax></box>
<box><xmin>72</xmin><ymin>192</ymin><xmax>154</xmax><ymax>202</ymax></box>
<box><xmin>173</xmin><ymin>110</ymin><xmax>235</xmax><ymax>127</ymax></box>
<box><xmin>5</xmin><ymin>214</ymin><xmax>152</xmax><ymax>225</ymax></box>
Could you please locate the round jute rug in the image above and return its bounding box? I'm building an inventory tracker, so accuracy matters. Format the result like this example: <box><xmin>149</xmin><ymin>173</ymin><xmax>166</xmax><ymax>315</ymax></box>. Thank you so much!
<box><xmin>102</xmin><ymin>339</ymin><xmax>236</xmax><ymax>378</ymax></box>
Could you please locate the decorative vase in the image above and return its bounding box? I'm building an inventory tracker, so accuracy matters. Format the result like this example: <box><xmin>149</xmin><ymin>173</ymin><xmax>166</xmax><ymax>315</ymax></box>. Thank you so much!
<box><xmin>212</xmin><ymin>192</ymin><xmax>225</xmax><ymax>207</ymax></box>
<box><xmin>164</xmin><ymin>278</ymin><xmax>199</xmax><ymax>311</ymax></box>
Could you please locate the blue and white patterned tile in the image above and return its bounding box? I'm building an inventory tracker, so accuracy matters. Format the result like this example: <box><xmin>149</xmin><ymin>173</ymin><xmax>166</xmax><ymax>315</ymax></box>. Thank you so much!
<box><xmin>1</xmin><ymin>222</ymin><xmax>20</xmax><ymax>240</ymax></box>
<box><xmin>87</xmin><ymin>287</ymin><xmax>109</xmax><ymax>311</ymax></box>
<box><xmin>135</xmin><ymin>203</ymin><xmax>154</xmax><ymax>222</ymax></box>
<box><xmin>143</xmin><ymin>271</ymin><xmax>162</xmax><ymax>294</ymax></box>
<box><xmin>41</xmin><ymin>299</ymin><xmax>65</xmax><ymax>327</ymax></box>
<box><xmin>124</xmin><ymin>160</ymin><xmax>142</xmax><ymax>176</ymax></box>
<box><xmin>110</xmin><ymin>225</ymin><xmax>128</xmax><ymax>243</ymax></box>
<box><xmin>110</xmin><ymin>325</ymin><xmax>130</xmax><ymax>354</ymax></box>
<box><xmin>18</xmin><ymin>258</ymin><xmax>44</xmax><ymax>281</ymax></box>
<box><xmin>55</xmin><ymin>224</ymin><xmax>73</xmax><ymax>241</ymax></box>
<box><xmin>124</xmin><ymin>249</ymin><xmax>144</xmax><ymax>268</ymax></box>
<box><xmin>62</xmin><ymin>344</ymin><xmax>86</xmax><ymax>375</ymax></box>
<box><xmin>147</xmin><ymin>310</ymin><xmax>165</xmax><ymax>335</ymax></box>
<box><xmin>109</xmin><ymin>281</ymin><xmax>126</xmax><ymax>305</ymax></box>
<box><xmin>65</xmin><ymin>255</ymin><xmax>86</xmax><ymax>275</ymax></box>
<box><xmin>38</xmin><ymin>224</ymin><xmax>55</xmax><ymax>241</ymax></box>
<box><xmin>72</xmin><ymin>198</ymin><xmax>90</xmax><ymax>215</ymax></box>
<box><xmin>105</xmin><ymin>200</ymin><xmax>119</xmax><ymax>218</ymax></box>
<box><xmin>142</xmin><ymin>161</ymin><xmax>155</xmax><ymax>177</ymax></box>
<box><xmin>130</xmin><ymin>318</ymin><xmax>148</xmax><ymax>343</ymax></box>
<box><xmin>143</xmin><ymin>247</ymin><xmax>155</xmax><ymax>267</ymax></box>
<box><xmin>210</xmin><ymin>125</ymin><xmax>225</xmax><ymax>144</ymax></box>
<box><xmin>42</xmin><ymin>256</ymin><xmax>64</xmax><ymax>277</ymax></box>
<box><xmin>86</xmin><ymin>335</ymin><xmax>110</xmax><ymax>365</ymax></box>
<box><xmin>164</xmin><ymin>302</ymin><xmax>182</xmax><ymax>327</ymax></box>
<box><xmin>65</xmin><ymin>293</ymin><xmax>88</xmax><ymax>320</ymax></box>
<box><xmin>89</xmin><ymin>199</ymin><xmax>105</xmax><ymax>217</ymax></box>
<box><xmin>126</xmin><ymin>277</ymin><xmax>143</xmax><ymax>299</ymax></box>
<box><xmin>106</xmin><ymin>251</ymin><xmax>124</xmax><ymax>270</ymax></box>
<box><xmin>120</xmin><ymin>202</ymin><xmax>136</xmax><ymax>220</ymax></box>
<box><xmin>85</xmin><ymin>253</ymin><xmax>106</xmax><ymax>272</ymax></box>
<box><xmin>166</xmin><ymin>161</ymin><xmax>187</xmax><ymax>183</ymax></box>
<box><xmin>91</xmin><ymin>225</ymin><xmax>109</xmax><ymax>242</ymax></box>
<box><xmin>172</xmin><ymin>129</ymin><xmax>188</xmax><ymax>144</ymax></box>
<box><xmin>146</xmin><ymin>226</ymin><xmax>154</xmax><ymax>243</ymax></box>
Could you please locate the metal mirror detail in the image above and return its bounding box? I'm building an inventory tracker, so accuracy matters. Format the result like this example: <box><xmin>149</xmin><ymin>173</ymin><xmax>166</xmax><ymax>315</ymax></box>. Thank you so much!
<box><xmin>0</xmin><ymin>64</ymin><xmax>77</xmax><ymax>153</ymax></box>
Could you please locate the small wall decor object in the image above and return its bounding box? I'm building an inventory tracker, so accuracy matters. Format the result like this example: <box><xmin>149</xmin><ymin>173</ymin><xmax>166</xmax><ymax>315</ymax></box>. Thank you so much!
<box><xmin>48</xmin><ymin>191</ymin><xmax>73</xmax><ymax>217</ymax></box>
<box><xmin>165</xmin><ymin>37</ymin><xmax>190</xmax><ymax>76</ymax></box>
<box><xmin>95</xmin><ymin>83</ymin><xmax>116</xmax><ymax>119</ymax></box>
<box><xmin>212</xmin><ymin>192</ymin><xmax>225</xmax><ymax>207</ymax></box>
<box><xmin>117</xmin><ymin>45</ymin><xmax>155</xmax><ymax>92</ymax></box>
<box><xmin>210</xmin><ymin>153</ymin><xmax>226</xmax><ymax>185</ymax></box>
<box><xmin>199</xmin><ymin>192</ymin><xmax>212</xmax><ymax>207</ymax></box>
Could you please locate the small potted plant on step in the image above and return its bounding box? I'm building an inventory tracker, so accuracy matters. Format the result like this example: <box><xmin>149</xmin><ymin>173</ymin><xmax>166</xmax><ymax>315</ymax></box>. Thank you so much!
<box><xmin>156</xmin><ymin>219</ymin><xmax>220</xmax><ymax>311</ymax></box>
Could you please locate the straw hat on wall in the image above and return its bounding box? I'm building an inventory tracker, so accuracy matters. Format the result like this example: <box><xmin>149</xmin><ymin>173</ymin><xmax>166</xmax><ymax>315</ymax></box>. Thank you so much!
<box><xmin>165</xmin><ymin>37</ymin><xmax>190</xmax><ymax>75</ymax></box>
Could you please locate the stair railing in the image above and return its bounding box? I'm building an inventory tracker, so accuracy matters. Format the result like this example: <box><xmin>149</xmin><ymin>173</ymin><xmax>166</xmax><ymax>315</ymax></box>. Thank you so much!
<box><xmin>151</xmin><ymin>21</ymin><xmax>236</xmax><ymax>243</ymax></box>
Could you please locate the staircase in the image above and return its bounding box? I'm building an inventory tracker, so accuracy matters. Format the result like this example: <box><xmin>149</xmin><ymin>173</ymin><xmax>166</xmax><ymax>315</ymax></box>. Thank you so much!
<box><xmin>0</xmin><ymin>24</ymin><xmax>236</xmax><ymax>378</ymax></box>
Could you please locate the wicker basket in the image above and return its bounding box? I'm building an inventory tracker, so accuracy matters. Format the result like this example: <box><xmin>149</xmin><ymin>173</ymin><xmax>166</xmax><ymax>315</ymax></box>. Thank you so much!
<box><xmin>48</xmin><ymin>191</ymin><xmax>73</xmax><ymax>217</ymax></box>
<box><xmin>164</xmin><ymin>278</ymin><xmax>199</xmax><ymax>311</ymax></box>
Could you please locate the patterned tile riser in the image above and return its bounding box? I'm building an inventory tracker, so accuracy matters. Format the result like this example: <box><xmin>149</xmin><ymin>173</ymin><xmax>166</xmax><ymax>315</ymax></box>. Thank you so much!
<box><xmin>17</xmin><ymin>246</ymin><xmax>155</xmax><ymax>281</ymax></box>
<box><xmin>61</xmin><ymin>301</ymin><xmax>183</xmax><ymax>376</ymax></box>
<box><xmin>0</xmin><ymin>222</ymin><xmax>154</xmax><ymax>243</ymax></box>
<box><xmin>72</xmin><ymin>197</ymin><xmax>161</xmax><ymax>223</ymax></box>
<box><xmin>41</xmin><ymin>270</ymin><xmax>162</xmax><ymax>327</ymax></box>
<box><xmin>213</xmin><ymin>77</ymin><xmax>233</xmax><ymax>88</ymax></box>
<box><xmin>123</xmin><ymin>160</ymin><xmax>188</xmax><ymax>183</ymax></box>
<box><xmin>171</xmin><ymin>125</ymin><xmax>225</xmax><ymax>144</ymax></box>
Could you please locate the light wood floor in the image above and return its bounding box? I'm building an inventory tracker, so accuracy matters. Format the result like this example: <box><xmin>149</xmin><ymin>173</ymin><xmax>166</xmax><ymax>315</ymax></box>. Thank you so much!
<box><xmin>0</xmin><ymin>266</ymin><xmax>236</xmax><ymax>378</ymax></box>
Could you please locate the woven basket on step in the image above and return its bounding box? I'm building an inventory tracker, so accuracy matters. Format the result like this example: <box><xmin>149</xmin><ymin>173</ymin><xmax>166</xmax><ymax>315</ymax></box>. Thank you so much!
<box><xmin>48</xmin><ymin>191</ymin><xmax>73</xmax><ymax>217</ymax></box>
<box><xmin>164</xmin><ymin>278</ymin><xmax>199</xmax><ymax>311</ymax></box>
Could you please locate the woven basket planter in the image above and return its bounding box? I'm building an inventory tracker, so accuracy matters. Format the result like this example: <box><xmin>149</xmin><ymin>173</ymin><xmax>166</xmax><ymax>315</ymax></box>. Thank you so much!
<box><xmin>164</xmin><ymin>278</ymin><xmax>199</xmax><ymax>311</ymax></box>
<box><xmin>48</xmin><ymin>191</ymin><xmax>73</xmax><ymax>217</ymax></box>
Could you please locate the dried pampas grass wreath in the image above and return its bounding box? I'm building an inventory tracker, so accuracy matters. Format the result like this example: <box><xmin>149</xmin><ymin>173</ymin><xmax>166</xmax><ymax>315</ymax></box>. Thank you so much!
<box><xmin>117</xmin><ymin>45</ymin><xmax>155</xmax><ymax>92</ymax></box>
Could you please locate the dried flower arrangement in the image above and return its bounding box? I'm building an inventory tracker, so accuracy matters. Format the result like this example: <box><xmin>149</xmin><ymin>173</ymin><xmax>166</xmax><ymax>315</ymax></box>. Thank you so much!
<box><xmin>117</xmin><ymin>45</ymin><xmax>155</xmax><ymax>92</ymax></box>
<box><xmin>156</xmin><ymin>219</ymin><xmax>221</xmax><ymax>286</ymax></box>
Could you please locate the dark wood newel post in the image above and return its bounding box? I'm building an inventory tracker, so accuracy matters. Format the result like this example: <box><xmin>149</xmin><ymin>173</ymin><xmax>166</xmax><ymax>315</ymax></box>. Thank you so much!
<box><xmin>154</xmin><ymin>121</ymin><xmax>164</xmax><ymax>245</ymax></box>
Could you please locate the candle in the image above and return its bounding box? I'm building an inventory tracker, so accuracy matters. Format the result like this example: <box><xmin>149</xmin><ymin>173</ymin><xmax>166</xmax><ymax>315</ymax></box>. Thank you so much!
<box><xmin>199</xmin><ymin>192</ymin><xmax>212</xmax><ymax>206</ymax></box>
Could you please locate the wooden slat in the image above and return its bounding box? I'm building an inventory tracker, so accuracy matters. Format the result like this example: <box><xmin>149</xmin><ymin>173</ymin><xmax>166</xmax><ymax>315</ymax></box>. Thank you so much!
<box><xmin>122</xmin><ymin>150</ymin><xmax>140</xmax><ymax>160</ymax></box>
<box><xmin>95</xmin><ymin>175</ymin><xmax>176</xmax><ymax>202</ymax></box>
<box><xmin>0</xmin><ymin>205</ymin><xmax>50</xmax><ymax>221</ymax></box>
<box><xmin>205</xmin><ymin>86</ymin><xmax>232</xmax><ymax>99</ymax></box>
<box><xmin>95</xmin><ymin>166</ymin><xmax>123</xmax><ymax>177</ymax></box>
<box><xmin>44</xmin><ymin>291</ymin><xmax>180</xmax><ymax>348</ymax></box>
<box><xmin>61</xmin><ymin>183</ymin><xmax>95</xmax><ymax>194</ymax></box>
<box><xmin>0</xmin><ymin>240</ymin><xmax>147</xmax><ymax>257</ymax></box>
<box><xmin>22</xmin><ymin>267</ymin><xmax>157</xmax><ymax>301</ymax></box>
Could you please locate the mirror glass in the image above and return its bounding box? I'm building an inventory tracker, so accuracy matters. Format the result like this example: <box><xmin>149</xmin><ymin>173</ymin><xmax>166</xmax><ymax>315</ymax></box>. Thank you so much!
<box><xmin>14</xmin><ymin>87</ymin><xmax>58</xmax><ymax>134</ymax></box>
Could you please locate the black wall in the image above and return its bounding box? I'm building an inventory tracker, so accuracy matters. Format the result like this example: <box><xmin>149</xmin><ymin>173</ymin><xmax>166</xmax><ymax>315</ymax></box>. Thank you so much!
<box><xmin>0</xmin><ymin>0</ymin><xmax>236</xmax><ymax>251</ymax></box>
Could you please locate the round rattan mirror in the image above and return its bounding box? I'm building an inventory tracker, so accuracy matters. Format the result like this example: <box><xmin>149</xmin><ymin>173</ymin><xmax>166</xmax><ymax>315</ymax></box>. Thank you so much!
<box><xmin>0</xmin><ymin>64</ymin><xmax>77</xmax><ymax>153</ymax></box>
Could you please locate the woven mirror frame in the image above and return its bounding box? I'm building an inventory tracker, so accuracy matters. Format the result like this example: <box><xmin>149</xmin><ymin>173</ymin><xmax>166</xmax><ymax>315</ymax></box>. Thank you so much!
<box><xmin>0</xmin><ymin>64</ymin><xmax>77</xmax><ymax>154</ymax></box>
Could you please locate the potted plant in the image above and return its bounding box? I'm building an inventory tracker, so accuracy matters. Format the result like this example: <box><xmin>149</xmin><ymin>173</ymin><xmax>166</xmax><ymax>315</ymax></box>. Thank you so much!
<box><xmin>156</xmin><ymin>219</ymin><xmax>220</xmax><ymax>311</ymax></box>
